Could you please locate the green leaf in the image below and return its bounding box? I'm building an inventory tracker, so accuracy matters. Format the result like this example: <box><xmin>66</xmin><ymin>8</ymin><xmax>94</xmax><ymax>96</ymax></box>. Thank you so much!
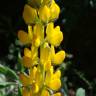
<box><xmin>18</xmin><ymin>86</ymin><xmax>22</xmax><ymax>96</ymax></box>
<box><xmin>0</xmin><ymin>64</ymin><xmax>19</xmax><ymax>80</ymax></box>
<box><xmin>0</xmin><ymin>82</ymin><xmax>15</xmax><ymax>89</ymax></box>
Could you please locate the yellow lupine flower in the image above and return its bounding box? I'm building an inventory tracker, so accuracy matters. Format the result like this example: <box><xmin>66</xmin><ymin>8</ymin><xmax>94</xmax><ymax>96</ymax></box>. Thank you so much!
<box><xmin>22</xmin><ymin>46</ymin><xmax>38</xmax><ymax>68</ymax></box>
<box><xmin>20</xmin><ymin>73</ymin><xmax>38</xmax><ymax>96</ymax></box>
<box><xmin>46</xmin><ymin>22</ymin><xmax>53</xmax><ymax>34</ymax></box>
<box><xmin>18</xmin><ymin>0</ymin><xmax>65</xmax><ymax>95</ymax></box>
<box><xmin>32</xmin><ymin>24</ymin><xmax>44</xmax><ymax>47</ymax></box>
<box><xmin>45</xmin><ymin>66</ymin><xmax>54</xmax><ymax>85</ymax></box>
<box><xmin>18</xmin><ymin>24</ymin><xmax>44</xmax><ymax>47</ymax></box>
<box><xmin>19</xmin><ymin>67</ymin><xmax>43</xmax><ymax>96</ymax></box>
<box><xmin>51</xmin><ymin>45</ymin><xmax>65</xmax><ymax>65</ymax></box>
<box><xmin>52</xmin><ymin>69</ymin><xmax>61</xmax><ymax>79</ymax></box>
<box><xmin>49</xmin><ymin>79</ymin><xmax>61</xmax><ymax>90</ymax></box>
<box><xmin>45</xmin><ymin>67</ymin><xmax>61</xmax><ymax>91</ymax></box>
<box><xmin>40</xmin><ymin>43</ymin><xmax>51</xmax><ymax>70</ymax></box>
<box><xmin>22</xmin><ymin>84</ymin><xmax>38</xmax><ymax>96</ymax></box>
<box><xmin>41</xmin><ymin>89</ymin><xmax>50</xmax><ymax>96</ymax></box>
<box><xmin>29</xmin><ymin>67</ymin><xmax>37</xmax><ymax>81</ymax></box>
<box><xmin>38</xmin><ymin>5</ymin><xmax>51</xmax><ymax>23</ymax></box>
<box><xmin>46</xmin><ymin>23</ymin><xmax>63</xmax><ymax>46</ymax></box>
<box><xmin>19</xmin><ymin>73</ymin><xmax>30</xmax><ymax>86</ymax></box>
<box><xmin>29</xmin><ymin>67</ymin><xmax>41</xmax><ymax>92</ymax></box>
<box><xmin>53</xmin><ymin>92</ymin><xmax>61</xmax><ymax>96</ymax></box>
<box><xmin>23</xmin><ymin>4</ymin><xmax>37</xmax><ymax>24</ymax></box>
<box><xmin>28</xmin><ymin>25</ymin><xmax>33</xmax><ymax>40</ymax></box>
<box><xmin>50</xmin><ymin>0</ymin><xmax>60</xmax><ymax>20</ymax></box>
<box><xmin>18</xmin><ymin>30</ymin><xmax>31</xmax><ymax>44</ymax></box>
<box><xmin>22</xmin><ymin>87</ymin><xmax>30</xmax><ymax>96</ymax></box>
<box><xmin>35</xmin><ymin>66</ymin><xmax>43</xmax><ymax>88</ymax></box>
<box><xmin>18</xmin><ymin>26</ymin><xmax>33</xmax><ymax>45</ymax></box>
<box><xmin>24</xmin><ymin>48</ymin><xmax>31</xmax><ymax>58</ymax></box>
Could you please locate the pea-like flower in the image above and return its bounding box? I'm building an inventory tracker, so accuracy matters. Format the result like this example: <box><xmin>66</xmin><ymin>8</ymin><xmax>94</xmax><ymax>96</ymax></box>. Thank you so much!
<box><xmin>23</xmin><ymin>4</ymin><xmax>37</xmax><ymax>24</ymax></box>
<box><xmin>51</xmin><ymin>45</ymin><xmax>65</xmax><ymax>65</ymax></box>
<box><xmin>46</xmin><ymin>22</ymin><xmax>63</xmax><ymax>46</ymax></box>
<box><xmin>40</xmin><ymin>43</ymin><xmax>51</xmax><ymax>71</ymax></box>
<box><xmin>38</xmin><ymin>5</ymin><xmax>51</xmax><ymax>23</ymax></box>
<box><xmin>18</xmin><ymin>0</ymin><xmax>66</xmax><ymax>95</ymax></box>
<box><xmin>45</xmin><ymin>66</ymin><xmax>61</xmax><ymax>91</ymax></box>
<box><xmin>32</xmin><ymin>24</ymin><xmax>44</xmax><ymax>47</ymax></box>
<box><xmin>18</xmin><ymin>30</ymin><xmax>31</xmax><ymax>44</ymax></box>
<box><xmin>18</xmin><ymin>24</ymin><xmax>44</xmax><ymax>47</ymax></box>
<box><xmin>22</xmin><ymin>46</ymin><xmax>38</xmax><ymax>68</ymax></box>
<box><xmin>20</xmin><ymin>66</ymin><xmax>61</xmax><ymax>96</ymax></box>
<box><xmin>50</xmin><ymin>0</ymin><xmax>60</xmax><ymax>20</ymax></box>
<box><xmin>19</xmin><ymin>66</ymin><xmax>43</xmax><ymax>96</ymax></box>
<box><xmin>18</xmin><ymin>25</ymin><xmax>33</xmax><ymax>44</ymax></box>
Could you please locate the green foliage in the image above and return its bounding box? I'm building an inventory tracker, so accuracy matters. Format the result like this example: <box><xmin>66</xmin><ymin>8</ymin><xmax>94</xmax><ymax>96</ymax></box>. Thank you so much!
<box><xmin>0</xmin><ymin>64</ymin><xmax>21</xmax><ymax>96</ymax></box>
<box><xmin>0</xmin><ymin>64</ymin><xmax>19</xmax><ymax>80</ymax></box>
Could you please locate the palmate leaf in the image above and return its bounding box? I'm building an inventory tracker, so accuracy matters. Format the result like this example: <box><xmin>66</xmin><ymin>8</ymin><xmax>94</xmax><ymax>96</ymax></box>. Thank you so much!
<box><xmin>0</xmin><ymin>64</ymin><xmax>19</xmax><ymax>80</ymax></box>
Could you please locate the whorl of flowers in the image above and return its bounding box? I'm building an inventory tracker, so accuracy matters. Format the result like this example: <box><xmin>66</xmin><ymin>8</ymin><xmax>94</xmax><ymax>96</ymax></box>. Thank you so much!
<box><xmin>18</xmin><ymin>0</ymin><xmax>66</xmax><ymax>96</ymax></box>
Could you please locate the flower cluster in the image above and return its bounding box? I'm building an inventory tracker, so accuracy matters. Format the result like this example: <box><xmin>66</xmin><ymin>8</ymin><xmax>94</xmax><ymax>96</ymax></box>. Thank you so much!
<box><xmin>18</xmin><ymin>0</ymin><xmax>65</xmax><ymax>96</ymax></box>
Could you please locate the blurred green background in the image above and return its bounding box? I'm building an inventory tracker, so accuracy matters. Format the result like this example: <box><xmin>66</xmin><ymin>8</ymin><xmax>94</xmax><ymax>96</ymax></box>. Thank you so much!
<box><xmin>0</xmin><ymin>0</ymin><xmax>96</xmax><ymax>95</ymax></box>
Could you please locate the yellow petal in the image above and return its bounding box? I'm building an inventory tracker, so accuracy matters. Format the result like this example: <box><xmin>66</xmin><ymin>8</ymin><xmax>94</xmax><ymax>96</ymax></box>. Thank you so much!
<box><xmin>37</xmin><ymin>24</ymin><xmax>44</xmax><ymax>41</ymax></box>
<box><xmin>49</xmin><ymin>79</ymin><xmax>61</xmax><ymax>91</ymax></box>
<box><xmin>28</xmin><ymin>25</ymin><xmax>33</xmax><ymax>40</ymax></box>
<box><xmin>23</xmin><ymin>4</ymin><xmax>37</xmax><ymax>24</ymax></box>
<box><xmin>41</xmin><ymin>89</ymin><xmax>50</xmax><ymax>96</ymax></box>
<box><xmin>29</xmin><ymin>67</ymin><xmax>37</xmax><ymax>82</ymax></box>
<box><xmin>24</xmin><ymin>48</ymin><xmax>31</xmax><ymax>58</ymax></box>
<box><xmin>31</xmin><ymin>46</ymin><xmax>38</xmax><ymax>64</ymax></box>
<box><xmin>46</xmin><ymin>25</ymin><xmax>63</xmax><ymax>46</ymax></box>
<box><xmin>50</xmin><ymin>45</ymin><xmax>55</xmax><ymax>59</ymax></box>
<box><xmin>33</xmin><ymin>24</ymin><xmax>44</xmax><ymax>47</ymax></box>
<box><xmin>38</xmin><ymin>5</ymin><xmax>50</xmax><ymax>23</ymax></box>
<box><xmin>53</xmin><ymin>50</ymin><xmax>65</xmax><ymax>65</ymax></box>
<box><xmin>46</xmin><ymin>22</ymin><xmax>54</xmax><ymax>34</ymax></box>
<box><xmin>22</xmin><ymin>56</ymin><xmax>32</xmax><ymax>68</ymax></box>
<box><xmin>31</xmin><ymin>83</ymin><xmax>39</xmax><ymax>93</ymax></box>
<box><xmin>35</xmin><ymin>67</ymin><xmax>43</xmax><ymax>87</ymax></box>
<box><xmin>40</xmin><ymin>43</ymin><xmax>51</xmax><ymax>70</ymax></box>
<box><xmin>45</xmin><ymin>66</ymin><xmax>54</xmax><ymax>85</ymax></box>
<box><xmin>45</xmin><ymin>60</ymin><xmax>51</xmax><ymax>71</ymax></box>
<box><xmin>52</xmin><ymin>26</ymin><xmax>63</xmax><ymax>46</ymax></box>
<box><xmin>53</xmin><ymin>92</ymin><xmax>61</xmax><ymax>96</ymax></box>
<box><xmin>18</xmin><ymin>30</ymin><xmax>29</xmax><ymax>44</ymax></box>
<box><xmin>50</xmin><ymin>2</ymin><xmax>60</xmax><ymax>20</ymax></box>
<box><xmin>22</xmin><ymin>87</ymin><xmax>30</xmax><ymax>96</ymax></box>
<box><xmin>19</xmin><ymin>73</ymin><xmax>30</xmax><ymax>86</ymax></box>
<box><xmin>34</xmin><ymin>38</ymin><xmax>41</xmax><ymax>47</ymax></box>
<box><xmin>53</xmin><ymin>70</ymin><xmax>61</xmax><ymax>79</ymax></box>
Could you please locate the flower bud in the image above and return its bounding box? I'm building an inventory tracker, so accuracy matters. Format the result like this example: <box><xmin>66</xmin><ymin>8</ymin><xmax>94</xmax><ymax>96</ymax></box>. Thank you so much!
<box><xmin>23</xmin><ymin>4</ymin><xmax>37</xmax><ymax>24</ymax></box>
<box><xmin>50</xmin><ymin>1</ymin><xmax>60</xmax><ymax>20</ymax></box>
<box><xmin>38</xmin><ymin>5</ymin><xmax>50</xmax><ymax>23</ymax></box>
<box><xmin>46</xmin><ymin>23</ymin><xmax>63</xmax><ymax>46</ymax></box>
